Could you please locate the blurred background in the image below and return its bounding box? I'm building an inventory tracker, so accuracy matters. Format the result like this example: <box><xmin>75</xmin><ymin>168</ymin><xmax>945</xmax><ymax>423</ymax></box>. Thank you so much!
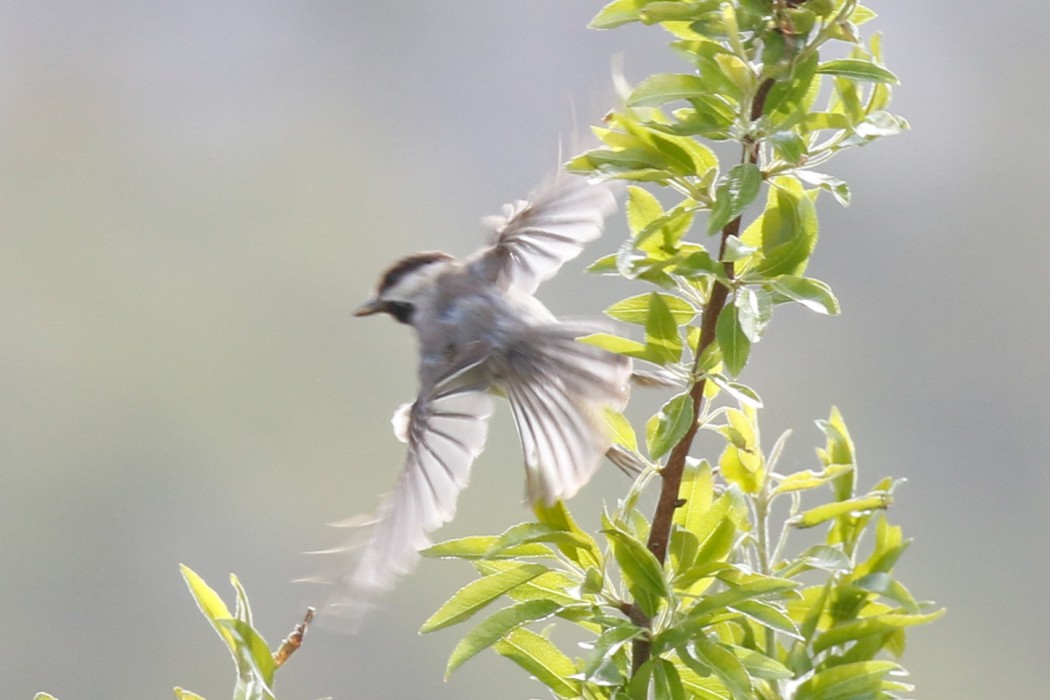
<box><xmin>1</xmin><ymin>2</ymin><xmax>1044</xmax><ymax>698</ymax></box>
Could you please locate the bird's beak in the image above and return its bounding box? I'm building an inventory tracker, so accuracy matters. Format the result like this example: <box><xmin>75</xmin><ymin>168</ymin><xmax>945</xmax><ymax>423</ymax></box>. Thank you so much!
<box><xmin>354</xmin><ymin>297</ymin><xmax>383</xmax><ymax>317</ymax></box>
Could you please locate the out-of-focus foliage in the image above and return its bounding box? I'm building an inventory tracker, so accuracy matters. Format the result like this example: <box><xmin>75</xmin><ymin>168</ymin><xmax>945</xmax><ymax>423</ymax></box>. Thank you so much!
<box><xmin>173</xmin><ymin>566</ymin><xmax>323</xmax><ymax>700</ymax></box>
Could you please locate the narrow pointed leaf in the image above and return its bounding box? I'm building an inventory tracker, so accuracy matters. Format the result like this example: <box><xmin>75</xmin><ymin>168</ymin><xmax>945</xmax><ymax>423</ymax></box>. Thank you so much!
<box><xmin>421</xmin><ymin>564</ymin><xmax>549</xmax><ymax>633</ymax></box>
<box><xmin>817</xmin><ymin>59</ymin><xmax>899</xmax><ymax>84</ymax></box>
<box><xmin>794</xmin><ymin>660</ymin><xmax>900</xmax><ymax>700</ymax></box>
<box><xmin>683</xmin><ymin>636</ymin><xmax>754</xmax><ymax>700</ymax></box>
<box><xmin>423</xmin><ymin>535</ymin><xmax>553</xmax><ymax>560</ymax></box>
<box><xmin>445</xmin><ymin>599</ymin><xmax>564</xmax><ymax>678</ymax></box>
<box><xmin>492</xmin><ymin>627</ymin><xmax>580</xmax><ymax>699</ymax></box>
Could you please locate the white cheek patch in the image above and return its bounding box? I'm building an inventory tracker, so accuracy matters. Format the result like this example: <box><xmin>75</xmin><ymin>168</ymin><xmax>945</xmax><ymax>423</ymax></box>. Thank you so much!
<box><xmin>384</xmin><ymin>260</ymin><xmax>450</xmax><ymax>304</ymax></box>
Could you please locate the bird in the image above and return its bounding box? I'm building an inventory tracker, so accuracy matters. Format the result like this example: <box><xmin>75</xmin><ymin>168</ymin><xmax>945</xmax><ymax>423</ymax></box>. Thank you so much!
<box><xmin>318</xmin><ymin>168</ymin><xmax>632</xmax><ymax>628</ymax></box>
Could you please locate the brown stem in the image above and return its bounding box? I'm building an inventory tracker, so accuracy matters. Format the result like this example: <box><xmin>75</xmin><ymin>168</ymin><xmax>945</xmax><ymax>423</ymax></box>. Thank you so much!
<box><xmin>628</xmin><ymin>76</ymin><xmax>777</xmax><ymax>674</ymax></box>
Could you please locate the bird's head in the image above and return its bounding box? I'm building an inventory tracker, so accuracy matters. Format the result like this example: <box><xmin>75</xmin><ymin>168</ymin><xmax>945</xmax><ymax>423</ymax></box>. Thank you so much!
<box><xmin>355</xmin><ymin>251</ymin><xmax>455</xmax><ymax>325</ymax></box>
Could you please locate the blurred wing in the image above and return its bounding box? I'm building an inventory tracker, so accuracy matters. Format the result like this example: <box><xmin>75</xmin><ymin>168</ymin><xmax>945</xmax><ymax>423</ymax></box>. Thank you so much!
<box><xmin>468</xmin><ymin>171</ymin><xmax>617</xmax><ymax>296</ymax></box>
<box><xmin>319</xmin><ymin>360</ymin><xmax>493</xmax><ymax>629</ymax></box>
<box><xmin>499</xmin><ymin>323</ymin><xmax>632</xmax><ymax>506</ymax></box>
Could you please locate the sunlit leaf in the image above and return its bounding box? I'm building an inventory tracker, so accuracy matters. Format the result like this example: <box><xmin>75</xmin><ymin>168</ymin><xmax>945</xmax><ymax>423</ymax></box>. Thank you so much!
<box><xmin>708</xmin><ymin>163</ymin><xmax>762</xmax><ymax>234</ymax></box>
<box><xmin>421</xmin><ymin>564</ymin><xmax>549</xmax><ymax>633</ymax></box>
<box><xmin>681</xmin><ymin>636</ymin><xmax>754</xmax><ymax>700</ymax></box>
<box><xmin>445</xmin><ymin>600</ymin><xmax>564</xmax><ymax>678</ymax></box>
<box><xmin>647</xmin><ymin>392</ymin><xmax>695</xmax><ymax>460</ymax></box>
<box><xmin>769</xmin><ymin>276</ymin><xmax>840</xmax><ymax>315</ymax></box>
<box><xmin>533</xmin><ymin>500</ymin><xmax>604</xmax><ymax>569</ymax></box>
<box><xmin>813</xmin><ymin>610</ymin><xmax>945</xmax><ymax>653</ymax></box>
<box><xmin>628</xmin><ymin>73</ymin><xmax>711</xmax><ymax>107</ymax></box>
<box><xmin>493</xmin><ymin>628</ymin><xmax>580</xmax><ymax>699</ymax></box>
<box><xmin>602</xmin><ymin>515</ymin><xmax>669</xmax><ymax>617</ymax></box>
<box><xmin>789</xmin><ymin>492</ymin><xmax>892</xmax><ymax>528</ymax></box>
<box><xmin>645</xmin><ymin>291</ymin><xmax>684</xmax><ymax>364</ymax></box>
<box><xmin>817</xmin><ymin>58</ymin><xmax>899</xmax><ymax>84</ymax></box>
<box><xmin>715</xmin><ymin>303</ymin><xmax>750</xmax><ymax>376</ymax></box>
<box><xmin>422</xmin><ymin>535</ymin><xmax>553</xmax><ymax>560</ymax></box>
<box><xmin>606</xmin><ymin>293</ymin><xmax>697</xmax><ymax>325</ymax></box>
<box><xmin>735</xmin><ymin>287</ymin><xmax>772</xmax><ymax>342</ymax></box>
<box><xmin>794</xmin><ymin>660</ymin><xmax>901</xmax><ymax>700</ymax></box>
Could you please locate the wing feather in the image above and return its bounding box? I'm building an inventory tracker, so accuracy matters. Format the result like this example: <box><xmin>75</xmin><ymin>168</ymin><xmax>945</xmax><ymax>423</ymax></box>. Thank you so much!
<box><xmin>316</xmin><ymin>365</ymin><xmax>493</xmax><ymax>630</ymax></box>
<box><xmin>469</xmin><ymin>171</ymin><xmax>618</xmax><ymax>295</ymax></box>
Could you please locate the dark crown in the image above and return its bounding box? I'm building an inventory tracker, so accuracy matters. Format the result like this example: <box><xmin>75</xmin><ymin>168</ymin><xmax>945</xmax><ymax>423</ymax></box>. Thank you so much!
<box><xmin>377</xmin><ymin>251</ymin><xmax>453</xmax><ymax>292</ymax></box>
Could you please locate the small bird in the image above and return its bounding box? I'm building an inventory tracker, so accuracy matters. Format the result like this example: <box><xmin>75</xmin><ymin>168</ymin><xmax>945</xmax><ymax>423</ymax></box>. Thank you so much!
<box><xmin>321</xmin><ymin>169</ymin><xmax>631</xmax><ymax>627</ymax></box>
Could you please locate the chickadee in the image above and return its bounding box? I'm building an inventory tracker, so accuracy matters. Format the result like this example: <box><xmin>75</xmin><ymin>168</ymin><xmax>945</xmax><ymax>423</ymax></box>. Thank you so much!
<box><xmin>322</xmin><ymin>170</ymin><xmax>631</xmax><ymax>626</ymax></box>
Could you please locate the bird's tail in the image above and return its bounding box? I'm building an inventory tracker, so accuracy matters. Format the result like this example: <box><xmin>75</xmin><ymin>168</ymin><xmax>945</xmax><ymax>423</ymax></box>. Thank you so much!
<box><xmin>498</xmin><ymin>322</ymin><xmax>632</xmax><ymax>506</ymax></box>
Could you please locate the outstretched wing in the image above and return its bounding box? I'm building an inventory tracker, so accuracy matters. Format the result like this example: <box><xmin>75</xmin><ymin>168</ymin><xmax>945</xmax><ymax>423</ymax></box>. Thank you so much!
<box><xmin>318</xmin><ymin>360</ymin><xmax>493</xmax><ymax>629</ymax></box>
<box><xmin>468</xmin><ymin>171</ymin><xmax>618</xmax><ymax>296</ymax></box>
<box><xmin>496</xmin><ymin>322</ymin><xmax>632</xmax><ymax>506</ymax></box>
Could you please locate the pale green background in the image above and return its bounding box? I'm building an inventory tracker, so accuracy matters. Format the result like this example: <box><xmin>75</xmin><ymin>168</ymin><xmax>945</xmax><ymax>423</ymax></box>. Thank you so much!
<box><xmin>1</xmin><ymin>2</ymin><xmax>1042</xmax><ymax>698</ymax></box>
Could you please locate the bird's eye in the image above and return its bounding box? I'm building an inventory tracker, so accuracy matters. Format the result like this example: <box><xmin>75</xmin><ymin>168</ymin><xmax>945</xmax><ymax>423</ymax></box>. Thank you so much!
<box><xmin>386</xmin><ymin>301</ymin><xmax>415</xmax><ymax>324</ymax></box>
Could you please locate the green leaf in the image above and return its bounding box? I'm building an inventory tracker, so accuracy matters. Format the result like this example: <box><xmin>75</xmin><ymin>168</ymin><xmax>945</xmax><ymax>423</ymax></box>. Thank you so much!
<box><xmin>732</xmin><ymin>599</ymin><xmax>802</xmax><ymax>639</ymax></box>
<box><xmin>720</xmin><ymin>236</ymin><xmax>758</xmax><ymax>263</ymax></box>
<box><xmin>34</xmin><ymin>695</ymin><xmax>60</xmax><ymax>700</ymax></box>
<box><xmin>532</xmin><ymin>500</ymin><xmax>605</xmax><ymax>569</ymax></box>
<box><xmin>580</xmin><ymin>623</ymin><xmax>646</xmax><ymax>681</ymax></box>
<box><xmin>708</xmin><ymin>163</ymin><xmax>762</xmax><ymax>234</ymax></box>
<box><xmin>770</xmin><ymin>276</ymin><xmax>840</xmax><ymax>315</ymax></box>
<box><xmin>735</xmin><ymin>287</ymin><xmax>772</xmax><ymax>343</ymax></box>
<box><xmin>492</xmin><ymin>628</ymin><xmax>580</xmax><ymax>699</ymax></box>
<box><xmin>817</xmin><ymin>59</ymin><xmax>899</xmax><ymax>84</ymax></box>
<box><xmin>474</xmin><ymin>560</ymin><xmax>584</xmax><ymax>608</ymax></box>
<box><xmin>628</xmin><ymin>73</ymin><xmax>711</xmax><ymax>107</ymax></box>
<box><xmin>626</xmin><ymin>185</ymin><xmax>664</xmax><ymax>237</ymax></box>
<box><xmin>715</xmin><ymin>303</ymin><xmax>751</xmax><ymax>376</ymax></box>
<box><xmin>488</xmin><ymin>522</ymin><xmax>592</xmax><ymax>553</ymax></box>
<box><xmin>445</xmin><ymin>599</ymin><xmax>564</xmax><ymax>678</ymax></box>
<box><xmin>652</xmin><ymin>658</ymin><xmax>687</xmax><ymax>700</ymax></box>
<box><xmin>646</xmin><ymin>392</ymin><xmax>695</xmax><ymax>460</ymax></box>
<box><xmin>173</xmin><ymin>690</ymin><xmax>206</xmax><ymax>700</ymax></box>
<box><xmin>181</xmin><ymin>564</ymin><xmax>233</xmax><ymax>632</ymax></box>
<box><xmin>687</xmin><ymin>573</ymin><xmax>799</xmax><ymax>620</ymax></box>
<box><xmin>813</xmin><ymin>610</ymin><xmax>945</xmax><ymax>653</ymax></box>
<box><xmin>672</xmin><ymin>460</ymin><xmax>714</xmax><ymax>546</ymax></box>
<box><xmin>603</xmin><ymin>516</ymin><xmax>670</xmax><ymax>617</ymax></box>
<box><xmin>732</xmin><ymin>645</ymin><xmax>795</xmax><ymax>680</ymax></box>
<box><xmin>852</xmin><ymin>572</ymin><xmax>920</xmax><ymax>612</ymax></box>
<box><xmin>789</xmin><ymin>492</ymin><xmax>892</xmax><ymax>528</ymax></box>
<box><xmin>230</xmin><ymin>574</ymin><xmax>253</xmax><ymax>627</ymax></box>
<box><xmin>587</xmin><ymin>252</ymin><xmax>618</xmax><ymax>274</ymax></box>
<box><xmin>606</xmin><ymin>293</ymin><xmax>697</xmax><ymax>325</ymax></box>
<box><xmin>741</xmin><ymin>176</ymin><xmax>819</xmax><ymax>277</ymax></box>
<box><xmin>589</xmin><ymin>0</ymin><xmax>642</xmax><ymax>29</ymax></box>
<box><xmin>605</xmin><ymin>408</ymin><xmax>639</xmax><ymax>452</ymax></box>
<box><xmin>677</xmin><ymin>665</ymin><xmax>737</xmax><ymax>700</ymax></box>
<box><xmin>421</xmin><ymin>563</ymin><xmax>549</xmax><ymax>633</ymax></box>
<box><xmin>795</xmin><ymin>544</ymin><xmax>852</xmax><ymax>573</ymax></box>
<box><xmin>422</xmin><ymin>535</ymin><xmax>552</xmax><ymax>560</ymax></box>
<box><xmin>213</xmin><ymin>619</ymin><xmax>276</xmax><ymax>694</ymax></box>
<box><xmin>181</xmin><ymin>565</ymin><xmax>275</xmax><ymax>700</ymax></box>
<box><xmin>707</xmin><ymin>373</ymin><xmax>763</xmax><ymax>408</ymax></box>
<box><xmin>771</xmin><ymin>464</ymin><xmax>853</xmax><ymax>496</ymax></box>
<box><xmin>796</xmin><ymin>171</ymin><xmax>851</xmax><ymax>206</ymax></box>
<box><xmin>577</xmin><ymin>332</ymin><xmax>650</xmax><ymax>359</ymax></box>
<box><xmin>769</xmin><ymin>130</ymin><xmax>807</xmax><ymax>164</ymax></box>
<box><xmin>645</xmin><ymin>292</ymin><xmax>684</xmax><ymax>364</ymax></box>
<box><xmin>794</xmin><ymin>660</ymin><xmax>901</xmax><ymax>700</ymax></box>
<box><xmin>681</xmin><ymin>636</ymin><xmax>754</xmax><ymax>700</ymax></box>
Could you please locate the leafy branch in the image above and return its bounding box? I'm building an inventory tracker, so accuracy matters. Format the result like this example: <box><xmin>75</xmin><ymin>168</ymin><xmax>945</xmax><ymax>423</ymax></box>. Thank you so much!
<box><xmin>416</xmin><ymin>2</ymin><xmax>940</xmax><ymax>699</ymax></box>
